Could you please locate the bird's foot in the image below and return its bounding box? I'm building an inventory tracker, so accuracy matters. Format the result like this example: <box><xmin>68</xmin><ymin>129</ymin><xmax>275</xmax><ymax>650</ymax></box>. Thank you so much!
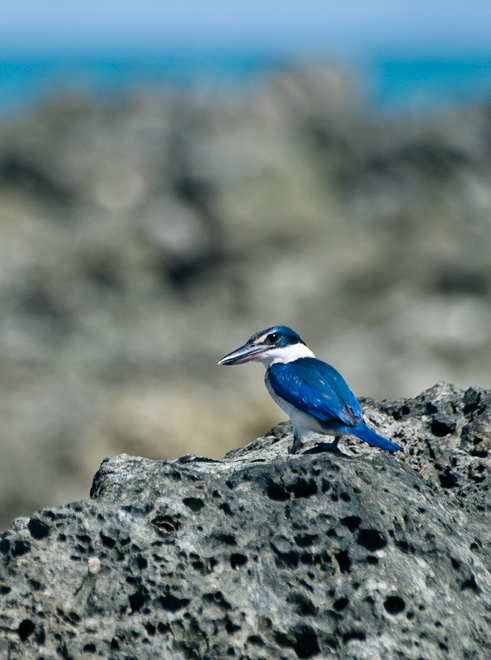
<box><xmin>303</xmin><ymin>436</ymin><xmax>343</xmax><ymax>455</ymax></box>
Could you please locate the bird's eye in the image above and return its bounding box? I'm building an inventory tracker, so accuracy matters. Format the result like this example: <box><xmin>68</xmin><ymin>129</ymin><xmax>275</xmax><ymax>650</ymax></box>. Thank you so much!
<box><xmin>267</xmin><ymin>333</ymin><xmax>279</xmax><ymax>344</ymax></box>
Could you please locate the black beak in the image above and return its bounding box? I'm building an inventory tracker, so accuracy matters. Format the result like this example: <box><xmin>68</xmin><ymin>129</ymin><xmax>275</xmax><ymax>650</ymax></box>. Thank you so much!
<box><xmin>218</xmin><ymin>342</ymin><xmax>268</xmax><ymax>365</ymax></box>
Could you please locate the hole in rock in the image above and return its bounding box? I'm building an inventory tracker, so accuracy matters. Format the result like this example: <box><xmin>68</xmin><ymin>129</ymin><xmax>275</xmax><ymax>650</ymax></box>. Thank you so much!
<box><xmin>129</xmin><ymin>591</ymin><xmax>146</xmax><ymax>612</ymax></box>
<box><xmin>294</xmin><ymin>534</ymin><xmax>318</xmax><ymax>547</ymax></box>
<box><xmin>292</xmin><ymin>626</ymin><xmax>320</xmax><ymax>658</ymax></box>
<box><xmin>277</xmin><ymin>626</ymin><xmax>320</xmax><ymax>659</ymax></box>
<box><xmin>396</xmin><ymin>539</ymin><xmax>415</xmax><ymax>554</ymax></box>
<box><xmin>183</xmin><ymin>497</ymin><xmax>204</xmax><ymax>513</ymax></box>
<box><xmin>100</xmin><ymin>534</ymin><xmax>116</xmax><ymax>548</ymax></box>
<box><xmin>28</xmin><ymin>518</ymin><xmax>50</xmax><ymax>540</ymax></box>
<box><xmin>18</xmin><ymin>619</ymin><xmax>35</xmax><ymax>641</ymax></box>
<box><xmin>215</xmin><ymin>533</ymin><xmax>236</xmax><ymax>546</ymax></box>
<box><xmin>275</xmin><ymin>550</ymin><xmax>299</xmax><ymax>568</ymax></box>
<box><xmin>333</xmin><ymin>598</ymin><xmax>349</xmax><ymax>611</ymax></box>
<box><xmin>438</xmin><ymin>470</ymin><xmax>457</xmax><ymax>489</ymax></box>
<box><xmin>343</xmin><ymin>631</ymin><xmax>366</xmax><ymax>643</ymax></box>
<box><xmin>159</xmin><ymin>594</ymin><xmax>190</xmax><ymax>612</ymax></box>
<box><xmin>367</xmin><ymin>556</ymin><xmax>379</xmax><ymax>565</ymax></box>
<box><xmin>341</xmin><ymin>516</ymin><xmax>361</xmax><ymax>532</ymax></box>
<box><xmin>431</xmin><ymin>420</ymin><xmax>454</xmax><ymax>437</ymax></box>
<box><xmin>12</xmin><ymin>541</ymin><xmax>30</xmax><ymax>556</ymax></box>
<box><xmin>225</xmin><ymin>619</ymin><xmax>241</xmax><ymax>634</ymax></box>
<box><xmin>335</xmin><ymin>551</ymin><xmax>351</xmax><ymax>573</ymax></box>
<box><xmin>289</xmin><ymin>479</ymin><xmax>317</xmax><ymax>498</ymax></box>
<box><xmin>83</xmin><ymin>643</ymin><xmax>96</xmax><ymax>653</ymax></box>
<box><xmin>77</xmin><ymin>534</ymin><xmax>91</xmax><ymax>545</ymax></box>
<box><xmin>157</xmin><ymin>622</ymin><xmax>172</xmax><ymax>634</ymax></box>
<box><xmin>461</xmin><ymin>576</ymin><xmax>479</xmax><ymax>594</ymax></box>
<box><xmin>230</xmin><ymin>553</ymin><xmax>247</xmax><ymax>569</ymax></box>
<box><xmin>266</xmin><ymin>482</ymin><xmax>290</xmax><ymax>501</ymax></box>
<box><xmin>287</xmin><ymin>592</ymin><xmax>317</xmax><ymax>616</ymax></box>
<box><xmin>357</xmin><ymin>529</ymin><xmax>387</xmax><ymax>551</ymax></box>
<box><xmin>384</xmin><ymin>596</ymin><xmax>405</xmax><ymax>614</ymax></box>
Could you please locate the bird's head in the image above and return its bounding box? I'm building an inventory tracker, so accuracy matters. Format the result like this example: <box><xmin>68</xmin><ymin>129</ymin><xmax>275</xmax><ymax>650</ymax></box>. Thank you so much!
<box><xmin>218</xmin><ymin>325</ymin><xmax>315</xmax><ymax>367</ymax></box>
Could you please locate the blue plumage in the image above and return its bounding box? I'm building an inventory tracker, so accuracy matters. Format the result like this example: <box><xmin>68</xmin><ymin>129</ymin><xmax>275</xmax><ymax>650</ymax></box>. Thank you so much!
<box><xmin>268</xmin><ymin>358</ymin><xmax>363</xmax><ymax>429</ymax></box>
<box><xmin>267</xmin><ymin>358</ymin><xmax>400</xmax><ymax>453</ymax></box>
<box><xmin>219</xmin><ymin>325</ymin><xmax>401</xmax><ymax>455</ymax></box>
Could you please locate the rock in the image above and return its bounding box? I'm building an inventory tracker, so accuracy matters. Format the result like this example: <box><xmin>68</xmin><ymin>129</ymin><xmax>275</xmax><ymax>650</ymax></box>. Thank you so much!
<box><xmin>1</xmin><ymin>382</ymin><xmax>491</xmax><ymax>659</ymax></box>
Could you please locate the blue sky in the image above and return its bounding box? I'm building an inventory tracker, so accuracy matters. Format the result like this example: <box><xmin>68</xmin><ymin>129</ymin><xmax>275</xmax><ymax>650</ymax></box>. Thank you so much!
<box><xmin>1</xmin><ymin>0</ymin><xmax>491</xmax><ymax>57</ymax></box>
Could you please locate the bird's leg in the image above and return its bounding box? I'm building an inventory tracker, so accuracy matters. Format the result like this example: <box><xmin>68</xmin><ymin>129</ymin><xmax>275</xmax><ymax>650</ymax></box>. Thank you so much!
<box><xmin>289</xmin><ymin>433</ymin><xmax>302</xmax><ymax>454</ymax></box>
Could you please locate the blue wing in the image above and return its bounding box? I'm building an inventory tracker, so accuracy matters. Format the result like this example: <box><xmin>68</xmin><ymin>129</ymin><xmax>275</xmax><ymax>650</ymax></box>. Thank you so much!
<box><xmin>268</xmin><ymin>358</ymin><xmax>363</xmax><ymax>428</ymax></box>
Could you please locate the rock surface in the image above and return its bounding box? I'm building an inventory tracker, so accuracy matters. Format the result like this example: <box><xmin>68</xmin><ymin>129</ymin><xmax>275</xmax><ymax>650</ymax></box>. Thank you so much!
<box><xmin>1</xmin><ymin>382</ymin><xmax>490</xmax><ymax>659</ymax></box>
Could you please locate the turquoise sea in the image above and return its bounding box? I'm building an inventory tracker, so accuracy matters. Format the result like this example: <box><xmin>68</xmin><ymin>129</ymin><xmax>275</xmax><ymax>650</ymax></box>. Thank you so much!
<box><xmin>1</xmin><ymin>51</ymin><xmax>491</xmax><ymax>117</ymax></box>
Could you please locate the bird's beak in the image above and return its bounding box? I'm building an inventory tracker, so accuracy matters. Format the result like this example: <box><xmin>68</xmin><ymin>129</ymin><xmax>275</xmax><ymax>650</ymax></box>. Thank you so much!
<box><xmin>218</xmin><ymin>342</ymin><xmax>268</xmax><ymax>365</ymax></box>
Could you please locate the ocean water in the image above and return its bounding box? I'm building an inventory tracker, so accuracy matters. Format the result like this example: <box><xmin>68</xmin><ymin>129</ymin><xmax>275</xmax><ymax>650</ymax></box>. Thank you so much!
<box><xmin>1</xmin><ymin>51</ymin><xmax>491</xmax><ymax>117</ymax></box>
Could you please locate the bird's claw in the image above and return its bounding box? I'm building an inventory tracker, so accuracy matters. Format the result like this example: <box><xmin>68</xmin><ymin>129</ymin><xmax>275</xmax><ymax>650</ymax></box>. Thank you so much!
<box><xmin>303</xmin><ymin>439</ymin><xmax>343</xmax><ymax>455</ymax></box>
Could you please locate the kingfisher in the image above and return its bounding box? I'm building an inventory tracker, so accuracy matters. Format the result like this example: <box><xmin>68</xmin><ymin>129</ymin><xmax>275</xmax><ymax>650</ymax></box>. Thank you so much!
<box><xmin>218</xmin><ymin>325</ymin><xmax>401</xmax><ymax>455</ymax></box>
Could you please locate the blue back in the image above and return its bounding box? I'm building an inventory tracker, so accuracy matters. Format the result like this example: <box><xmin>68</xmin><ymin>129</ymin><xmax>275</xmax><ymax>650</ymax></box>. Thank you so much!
<box><xmin>268</xmin><ymin>357</ymin><xmax>363</xmax><ymax>428</ymax></box>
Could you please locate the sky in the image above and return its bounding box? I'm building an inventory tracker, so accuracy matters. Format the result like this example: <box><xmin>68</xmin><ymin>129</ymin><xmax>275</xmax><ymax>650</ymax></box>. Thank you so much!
<box><xmin>1</xmin><ymin>0</ymin><xmax>491</xmax><ymax>57</ymax></box>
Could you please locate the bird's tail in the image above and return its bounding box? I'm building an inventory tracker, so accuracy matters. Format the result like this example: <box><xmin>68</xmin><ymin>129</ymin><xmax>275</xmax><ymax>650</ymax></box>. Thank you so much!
<box><xmin>350</xmin><ymin>423</ymin><xmax>401</xmax><ymax>453</ymax></box>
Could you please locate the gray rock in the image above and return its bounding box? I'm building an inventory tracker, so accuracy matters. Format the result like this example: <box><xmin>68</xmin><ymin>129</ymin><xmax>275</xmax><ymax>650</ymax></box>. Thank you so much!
<box><xmin>1</xmin><ymin>382</ymin><xmax>490</xmax><ymax>659</ymax></box>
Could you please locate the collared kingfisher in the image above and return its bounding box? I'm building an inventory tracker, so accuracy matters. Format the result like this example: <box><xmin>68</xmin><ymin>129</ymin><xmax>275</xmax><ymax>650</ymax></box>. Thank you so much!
<box><xmin>218</xmin><ymin>325</ymin><xmax>401</xmax><ymax>455</ymax></box>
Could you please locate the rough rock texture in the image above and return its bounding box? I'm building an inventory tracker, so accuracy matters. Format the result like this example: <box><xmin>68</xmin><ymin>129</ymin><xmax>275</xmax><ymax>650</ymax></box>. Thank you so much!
<box><xmin>1</xmin><ymin>382</ymin><xmax>491</xmax><ymax>659</ymax></box>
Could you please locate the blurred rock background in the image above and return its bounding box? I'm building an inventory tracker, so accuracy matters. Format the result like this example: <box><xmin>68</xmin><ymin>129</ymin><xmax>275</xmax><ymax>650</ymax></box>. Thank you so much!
<box><xmin>1</xmin><ymin>62</ymin><xmax>491</xmax><ymax>528</ymax></box>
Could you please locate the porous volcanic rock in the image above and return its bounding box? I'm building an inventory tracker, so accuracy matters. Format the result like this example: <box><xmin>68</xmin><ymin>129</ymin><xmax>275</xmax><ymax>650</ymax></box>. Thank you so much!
<box><xmin>1</xmin><ymin>382</ymin><xmax>490</xmax><ymax>659</ymax></box>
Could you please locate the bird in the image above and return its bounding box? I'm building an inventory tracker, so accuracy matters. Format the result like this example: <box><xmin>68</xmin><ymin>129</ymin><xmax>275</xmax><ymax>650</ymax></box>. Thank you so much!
<box><xmin>218</xmin><ymin>325</ymin><xmax>401</xmax><ymax>455</ymax></box>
